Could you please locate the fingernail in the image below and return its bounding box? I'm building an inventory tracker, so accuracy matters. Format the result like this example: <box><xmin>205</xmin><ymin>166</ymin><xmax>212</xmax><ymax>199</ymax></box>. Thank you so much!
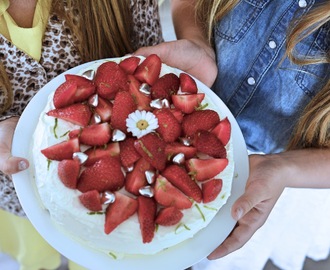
<box><xmin>235</xmin><ymin>207</ymin><xmax>243</xmax><ymax>220</ymax></box>
<box><xmin>18</xmin><ymin>160</ymin><xmax>28</xmax><ymax>171</ymax></box>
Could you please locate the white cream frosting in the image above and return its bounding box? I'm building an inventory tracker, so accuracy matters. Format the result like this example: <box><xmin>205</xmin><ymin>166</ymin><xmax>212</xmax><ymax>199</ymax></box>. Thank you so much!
<box><xmin>31</xmin><ymin>57</ymin><xmax>235</xmax><ymax>257</ymax></box>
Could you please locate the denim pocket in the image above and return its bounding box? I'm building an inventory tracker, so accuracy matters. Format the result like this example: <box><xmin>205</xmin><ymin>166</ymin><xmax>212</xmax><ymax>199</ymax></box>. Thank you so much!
<box><xmin>295</xmin><ymin>22</ymin><xmax>330</xmax><ymax>97</ymax></box>
<box><xmin>214</xmin><ymin>0</ymin><xmax>271</xmax><ymax>43</ymax></box>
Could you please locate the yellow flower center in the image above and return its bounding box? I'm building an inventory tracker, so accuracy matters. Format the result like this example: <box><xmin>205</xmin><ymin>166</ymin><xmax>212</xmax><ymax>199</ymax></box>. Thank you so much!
<box><xmin>136</xmin><ymin>119</ymin><xmax>149</xmax><ymax>130</ymax></box>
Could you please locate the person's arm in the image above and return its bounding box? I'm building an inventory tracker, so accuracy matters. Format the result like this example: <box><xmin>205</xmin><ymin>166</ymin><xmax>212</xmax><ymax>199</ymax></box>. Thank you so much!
<box><xmin>209</xmin><ymin>149</ymin><xmax>330</xmax><ymax>259</ymax></box>
<box><xmin>135</xmin><ymin>0</ymin><xmax>217</xmax><ymax>87</ymax></box>
<box><xmin>0</xmin><ymin>117</ymin><xmax>29</xmax><ymax>175</ymax></box>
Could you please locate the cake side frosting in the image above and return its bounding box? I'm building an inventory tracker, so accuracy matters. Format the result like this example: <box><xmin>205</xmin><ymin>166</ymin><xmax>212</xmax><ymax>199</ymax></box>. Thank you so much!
<box><xmin>31</xmin><ymin>56</ymin><xmax>235</xmax><ymax>257</ymax></box>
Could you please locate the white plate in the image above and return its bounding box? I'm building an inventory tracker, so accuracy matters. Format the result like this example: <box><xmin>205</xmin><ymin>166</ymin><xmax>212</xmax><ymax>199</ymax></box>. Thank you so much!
<box><xmin>12</xmin><ymin>59</ymin><xmax>248</xmax><ymax>270</ymax></box>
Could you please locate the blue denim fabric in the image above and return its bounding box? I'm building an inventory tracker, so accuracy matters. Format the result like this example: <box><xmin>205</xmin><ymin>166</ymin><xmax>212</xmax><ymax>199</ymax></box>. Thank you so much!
<box><xmin>213</xmin><ymin>0</ymin><xmax>330</xmax><ymax>153</ymax></box>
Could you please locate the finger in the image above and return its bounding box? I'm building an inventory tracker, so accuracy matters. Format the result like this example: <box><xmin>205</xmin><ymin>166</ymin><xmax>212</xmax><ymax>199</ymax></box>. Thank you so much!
<box><xmin>0</xmin><ymin>155</ymin><xmax>29</xmax><ymax>175</ymax></box>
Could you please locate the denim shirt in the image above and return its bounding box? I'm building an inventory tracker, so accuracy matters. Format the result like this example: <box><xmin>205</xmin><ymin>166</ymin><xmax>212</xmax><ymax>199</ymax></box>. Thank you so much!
<box><xmin>213</xmin><ymin>0</ymin><xmax>330</xmax><ymax>153</ymax></box>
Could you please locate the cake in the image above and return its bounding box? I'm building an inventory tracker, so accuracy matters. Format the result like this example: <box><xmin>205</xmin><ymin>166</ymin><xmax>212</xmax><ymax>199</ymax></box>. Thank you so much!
<box><xmin>31</xmin><ymin>55</ymin><xmax>235</xmax><ymax>258</ymax></box>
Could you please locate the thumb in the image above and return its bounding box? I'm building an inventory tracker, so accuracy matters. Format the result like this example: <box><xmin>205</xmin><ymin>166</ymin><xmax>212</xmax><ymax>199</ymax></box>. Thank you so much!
<box><xmin>0</xmin><ymin>152</ymin><xmax>29</xmax><ymax>175</ymax></box>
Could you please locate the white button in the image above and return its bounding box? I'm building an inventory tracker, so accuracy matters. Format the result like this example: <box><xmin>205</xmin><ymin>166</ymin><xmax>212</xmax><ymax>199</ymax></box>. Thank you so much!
<box><xmin>299</xmin><ymin>0</ymin><xmax>307</xmax><ymax>8</ymax></box>
<box><xmin>269</xmin><ymin>40</ymin><xmax>277</xmax><ymax>49</ymax></box>
<box><xmin>247</xmin><ymin>77</ymin><xmax>256</xmax><ymax>85</ymax></box>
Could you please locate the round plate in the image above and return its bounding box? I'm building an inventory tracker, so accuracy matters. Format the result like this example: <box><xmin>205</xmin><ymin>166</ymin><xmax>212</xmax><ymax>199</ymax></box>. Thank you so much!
<box><xmin>12</xmin><ymin>58</ymin><xmax>248</xmax><ymax>270</ymax></box>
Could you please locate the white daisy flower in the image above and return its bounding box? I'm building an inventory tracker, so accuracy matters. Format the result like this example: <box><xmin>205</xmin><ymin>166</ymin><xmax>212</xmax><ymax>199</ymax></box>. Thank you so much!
<box><xmin>126</xmin><ymin>110</ymin><xmax>159</xmax><ymax>138</ymax></box>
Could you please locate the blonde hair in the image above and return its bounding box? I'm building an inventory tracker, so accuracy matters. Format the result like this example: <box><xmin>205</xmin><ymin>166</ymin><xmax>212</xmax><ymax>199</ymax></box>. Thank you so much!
<box><xmin>0</xmin><ymin>0</ymin><xmax>134</xmax><ymax>114</ymax></box>
<box><xmin>195</xmin><ymin>0</ymin><xmax>330</xmax><ymax>149</ymax></box>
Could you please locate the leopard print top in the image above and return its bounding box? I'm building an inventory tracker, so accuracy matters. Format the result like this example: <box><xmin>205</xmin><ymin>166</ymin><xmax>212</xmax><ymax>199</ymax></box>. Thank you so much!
<box><xmin>0</xmin><ymin>1</ymin><xmax>163</xmax><ymax>216</ymax></box>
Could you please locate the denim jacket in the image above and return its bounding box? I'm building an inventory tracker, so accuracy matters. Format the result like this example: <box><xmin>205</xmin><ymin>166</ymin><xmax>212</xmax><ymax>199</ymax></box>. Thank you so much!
<box><xmin>213</xmin><ymin>0</ymin><xmax>330</xmax><ymax>153</ymax></box>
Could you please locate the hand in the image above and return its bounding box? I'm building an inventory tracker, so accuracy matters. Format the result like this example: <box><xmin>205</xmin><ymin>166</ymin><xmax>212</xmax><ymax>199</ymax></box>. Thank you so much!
<box><xmin>208</xmin><ymin>154</ymin><xmax>287</xmax><ymax>259</ymax></box>
<box><xmin>134</xmin><ymin>39</ymin><xmax>218</xmax><ymax>88</ymax></box>
<box><xmin>0</xmin><ymin>117</ymin><xmax>29</xmax><ymax>175</ymax></box>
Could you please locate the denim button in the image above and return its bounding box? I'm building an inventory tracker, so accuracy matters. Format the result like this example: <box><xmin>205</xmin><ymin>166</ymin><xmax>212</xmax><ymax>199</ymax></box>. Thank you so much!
<box><xmin>247</xmin><ymin>77</ymin><xmax>256</xmax><ymax>85</ymax></box>
<box><xmin>269</xmin><ymin>40</ymin><xmax>277</xmax><ymax>49</ymax></box>
<box><xmin>298</xmin><ymin>0</ymin><xmax>307</xmax><ymax>8</ymax></box>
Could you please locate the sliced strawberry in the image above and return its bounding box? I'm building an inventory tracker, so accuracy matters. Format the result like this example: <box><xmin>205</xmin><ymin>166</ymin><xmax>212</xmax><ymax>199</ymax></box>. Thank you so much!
<box><xmin>186</xmin><ymin>158</ymin><xmax>228</xmax><ymax>182</ymax></box>
<box><xmin>154</xmin><ymin>175</ymin><xmax>192</xmax><ymax>209</ymax></box>
<box><xmin>95</xmin><ymin>61</ymin><xmax>128</xmax><ymax>99</ymax></box>
<box><xmin>154</xmin><ymin>108</ymin><xmax>181</xmax><ymax>143</ymax></box>
<box><xmin>182</xmin><ymin>109</ymin><xmax>220</xmax><ymax>137</ymax></box>
<box><xmin>193</xmin><ymin>130</ymin><xmax>227</xmax><ymax>158</ymax></box>
<box><xmin>127</xmin><ymin>75</ymin><xmax>151</xmax><ymax>111</ymax></box>
<box><xmin>94</xmin><ymin>96</ymin><xmax>113</xmax><ymax>122</ymax></box>
<box><xmin>125</xmin><ymin>158</ymin><xmax>153</xmax><ymax>195</ymax></box>
<box><xmin>111</xmin><ymin>90</ymin><xmax>137</xmax><ymax>132</ymax></box>
<box><xmin>57</xmin><ymin>159</ymin><xmax>80</xmax><ymax>189</ymax></box>
<box><xmin>169</xmin><ymin>108</ymin><xmax>184</xmax><ymax>123</ymax></box>
<box><xmin>104</xmin><ymin>192</ymin><xmax>138</xmax><ymax>234</ymax></box>
<box><xmin>137</xmin><ymin>196</ymin><xmax>157</xmax><ymax>243</ymax></box>
<box><xmin>155</xmin><ymin>207</ymin><xmax>183</xmax><ymax>226</ymax></box>
<box><xmin>65</xmin><ymin>74</ymin><xmax>96</xmax><ymax>103</ymax></box>
<box><xmin>151</xmin><ymin>73</ymin><xmax>180</xmax><ymax>101</ymax></box>
<box><xmin>46</xmin><ymin>103</ymin><xmax>92</xmax><ymax>127</ymax></box>
<box><xmin>77</xmin><ymin>156</ymin><xmax>125</xmax><ymax>192</ymax></box>
<box><xmin>84</xmin><ymin>142</ymin><xmax>120</xmax><ymax>166</ymax></box>
<box><xmin>69</xmin><ymin>123</ymin><xmax>111</xmax><ymax>146</ymax></box>
<box><xmin>41</xmin><ymin>138</ymin><xmax>80</xmax><ymax>161</ymax></box>
<box><xmin>119</xmin><ymin>56</ymin><xmax>141</xmax><ymax>75</ymax></box>
<box><xmin>165</xmin><ymin>142</ymin><xmax>197</xmax><ymax>160</ymax></box>
<box><xmin>79</xmin><ymin>190</ymin><xmax>102</xmax><ymax>211</ymax></box>
<box><xmin>162</xmin><ymin>165</ymin><xmax>202</xmax><ymax>203</ymax></box>
<box><xmin>211</xmin><ymin>117</ymin><xmax>231</xmax><ymax>146</ymax></box>
<box><xmin>134</xmin><ymin>54</ymin><xmax>162</xmax><ymax>86</ymax></box>
<box><xmin>119</xmin><ymin>137</ymin><xmax>141</xmax><ymax>167</ymax></box>
<box><xmin>134</xmin><ymin>133</ymin><xmax>167</xmax><ymax>171</ymax></box>
<box><xmin>202</xmin><ymin>179</ymin><xmax>223</xmax><ymax>203</ymax></box>
<box><xmin>172</xmin><ymin>93</ymin><xmax>205</xmax><ymax>114</ymax></box>
<box><xmin>179</xmin><ymin>73</ymin><xmax>198</xmax><ymax>94</ymax></box>
<box><xmin>53</xmin><ymin>80</ymin><xmax>78</xmax><ymax>109</ymax></box>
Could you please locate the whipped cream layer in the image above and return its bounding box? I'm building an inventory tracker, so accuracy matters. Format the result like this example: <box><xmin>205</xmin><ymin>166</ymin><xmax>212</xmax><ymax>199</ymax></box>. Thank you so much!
<box><xmin>31</xmin><ymin>57</ymin><xmax>235</xmax><ymax>257</ymax></box>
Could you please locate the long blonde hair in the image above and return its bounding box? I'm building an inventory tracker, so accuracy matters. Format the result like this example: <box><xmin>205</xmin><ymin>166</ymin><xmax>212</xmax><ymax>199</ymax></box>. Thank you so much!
<box><xmin>196</xmin><ymin>0</ymin><xmax>330</xmax><ymax>149</ymax></box>
<box><xmin>0</xmin><ymin>0</ymin><xmax>134</xmax><ymax>114</ymax></box>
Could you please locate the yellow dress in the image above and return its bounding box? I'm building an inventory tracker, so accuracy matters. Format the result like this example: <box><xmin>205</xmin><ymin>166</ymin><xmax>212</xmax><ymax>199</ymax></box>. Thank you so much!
<box><xmin>0</xmin><ymin>1</ymin><xmax>85</xmax><ymax>269</ymax></box>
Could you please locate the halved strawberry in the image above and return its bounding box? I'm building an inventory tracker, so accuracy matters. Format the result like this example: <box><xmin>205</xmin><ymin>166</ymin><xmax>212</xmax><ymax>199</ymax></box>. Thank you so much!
<box><xmin>79</xmin><ymin>190</ymin><xmax>102</xmax><ymax>211</ymax></box>
<box><xmin>94</xmin><ymin>96</ymin><xmax>113</xmax><ymax>122</ymax></box>
<box><xmin>179</xmin><ymin>73</ymin><xmax>198</xmax><ymax>94</ymax></box>
<box><xmin>41</xmin><ymin>138</ymin><xmax>80</xmax><ymax>161</ymax></box>
<box><xmin>211</xmin><ymin>117</ymin><xmax>231</xmax><ymax>146</ymax></box>
<box><xmin>125</xmin><ymin>158</ymin><xmax>153</xmax><ymax>195</ymax></box>
<box><xmin>127</xmin><ymin>75</ymin><xmax>151</xmax><ymax>111</ymax></box>
<box><xmin>119</xmin><ymin>56</ymin><xmax>141</xmax><ymax>75</ymax></box>
<box><xmin>186</xmin><ymin>158</ymin><xmax>228</xmax><ymax>182</ymax></box>
<box><xmin>154</xmin><ymin>108</ymin><xmax>181</xmax><ymax>143</ymax></box>
<box><xmin>53</xmin><ymin>80</ymin><xmax>78</xmax><ymax>109</ymax></box>
<box><xmin>182</xmin><ymin>109</ymin><xmax>220</xmax><ymax>137</ymax></box>
<box><xmin>95</xmin><ymin>61</ymin><xmax>128</xmax><ymax>99</ymax></box>
<box><xmin>111</xmin><ymin>90</ymin><xmax>137</xmax><ymax>132</ymax></box>
<box><xmin>84</xmin><ymin>142</ymin><xmax>120</xmax><ymax>166</ymax></box>
<box><xmin>46</xmin><ymin>103</ymin><xmax>92</xmax><ymax>127</ymax></box>
<box><xmin>57</xmin><ymin>159</ymin><xmax>80</xmax><ymax>189</ymax></box>
<box><xmin>137</xmin><ymin>196</ymin><xmax>157</xmax><ymax>243</ymax></box>
<box><xmin>77</xmin><ymin>156</ymin><xmax>125</xmax><ymax>192</ymax></box>
<box><xmin>119</xmin><ymin>137</ymin><xmax>141</xmax><ymax>167</ymax></box>
<box><xmin>134</xmin><ymin>54</ymin><xmax>162</xmax><ymax>86</ymax></box>
<box><xmin>165</xmin><ymin>142</ymin><xmax>197</xmax><ymax>160</ymax></box>
<box><xmin>202</xmin><ymin>179</ymin><xmax>223</xmax><ymax>203</ymax></box>
<box><xmin>104</xmin><ymin>192</ymin><xmax>138</xmax><ymax>234</ymax></box>
<box><xmin>69</xmin><ymin>123</ymin><xmax>111</xmax><ymax>146</ymax></box>
<box><xmin>172</xmin><ymin>93</ymin><xmax>205</xmax><ymax>114</ymax></box>
<box><xmin>65</xmin><ymin>74</ymin><xmax>96</xmax><ymax>103</ymax></box>
<box><xmin>134</xmin><ymin>133</ymin><xmax>167</xmax><ymax>171</ymax></box>
<box><xmin>154</xmin><ymin>175</ymin><xmax>193</xmax><ymax>209</ymax></box>
<box><xmin>155</xmin><ymin>207</ymin><xmax>183</xmax><ymax>226</ymax></box>
<box><xmin>193</xmin><ymin>130</ymin><xmax>227</xmax><ymax>158</ymax></box>
<box><xmin>169</xmin><ymin>108</ymin><xmax>184</xmax><ymax>123</ymax></box>
<box><xmin>162</xmin><ymin>165</ymin><xmax>202</xmax><ymax>203</ymax></box>
<box><xmin>151</xmin><ymin>73</ymin><xmax>180</xmax><ymax>101</ymax></box>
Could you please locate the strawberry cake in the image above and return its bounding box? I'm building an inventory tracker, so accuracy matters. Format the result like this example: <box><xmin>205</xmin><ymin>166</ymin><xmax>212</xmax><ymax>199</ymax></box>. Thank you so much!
<box><xmin>31</xmin><ymin>55</ymin><xmax>235</xmax><ymax>258</ymax></box>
